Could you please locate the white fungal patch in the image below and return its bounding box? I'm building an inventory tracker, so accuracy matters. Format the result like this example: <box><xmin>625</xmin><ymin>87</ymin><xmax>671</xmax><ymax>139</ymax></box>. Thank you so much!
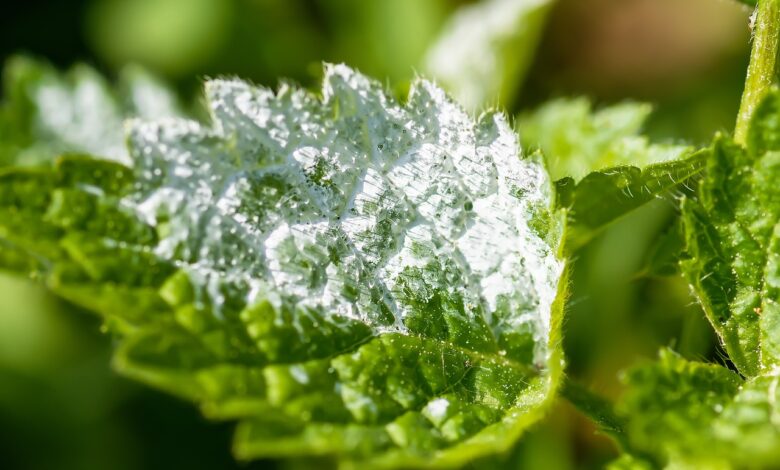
<box><xmin>20</xmin><ymin>62</ymin><xmax>182</xmax><ymax>167</ymax></box>
<box><xmin>123</xmin><ymin>64</ymin><xmax>563</xmax><ymax>363</ymax></box>
<box><xmin>426</xmin><ymin>398</ymin><xmax>450</xmax><ymax>421</ymax></box>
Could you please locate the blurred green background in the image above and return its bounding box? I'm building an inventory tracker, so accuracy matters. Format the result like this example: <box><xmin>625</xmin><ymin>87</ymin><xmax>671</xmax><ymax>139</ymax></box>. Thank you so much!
<box><xmin>0</xmin><ymin>0</ymin><xmax>754</xmax><ymax>468</ymax></box>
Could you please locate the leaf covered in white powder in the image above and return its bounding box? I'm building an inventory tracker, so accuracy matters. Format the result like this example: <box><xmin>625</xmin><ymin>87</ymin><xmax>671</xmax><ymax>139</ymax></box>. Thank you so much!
<box><xmin>0</xmin><ymin>63</ymin><xmax>566</xmax><ymax>467</ymax></box>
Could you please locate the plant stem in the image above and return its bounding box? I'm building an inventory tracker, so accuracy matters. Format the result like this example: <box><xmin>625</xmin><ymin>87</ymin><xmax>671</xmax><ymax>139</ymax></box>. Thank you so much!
<box><xmin>736</xmin><ymin>0</ymin><xmax>780</xmax><ymax>145</ymax></box>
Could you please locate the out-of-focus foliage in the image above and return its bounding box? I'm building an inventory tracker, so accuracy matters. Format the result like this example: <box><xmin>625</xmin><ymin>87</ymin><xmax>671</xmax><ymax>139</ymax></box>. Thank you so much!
<box><xmin>86</xmin><ymin>0</ymin><xmax>452</xmax><ymax>87</ymax></box>
<box><xmin>639</xmin><ymin>220</ymin><xmax>686</xmax><ymax>279</ymax></box>
<box><xmin>0</xmin><ymin>56</ymin><xmax>181</xmax><ymax>167</ymax></box>
<box><xmin>0</xmin><ymin>272</ymin><xmax>248</xmax><ymax>470</ymax></box>
<box><xmin>88</xmin><ymin>0</ymin><xmax>233</xmax><ymax>78</ymax></box>
<box><xmin>520</xmin><ymin>98</ymin><xmax>690</xmax><ymax>181</ymax></box>
<box><xmin>559</xmin><ymin>379</ymin><xmax>629</xmax><ymax>452</ymax></box>
<box><xmin>425</xmin><ymin>0</ymin><xmax>552</xmax><ymax>110</ymax></box>
<box><xmin>618</xmin><ymin>350</ymin><xmax>780</xmax><ymax>467</ymax></box>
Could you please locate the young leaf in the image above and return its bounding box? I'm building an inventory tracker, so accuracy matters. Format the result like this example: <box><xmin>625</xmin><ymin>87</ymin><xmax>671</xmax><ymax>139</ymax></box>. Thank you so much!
<box><xmin>619</xmin><ymin>349</ymin><xmax>780</xmax><ymax>467</ymax></box>
<box><xmin>560</xmin><ymin>378</ymin><xmax>630</xmax><ymax>452</ymax></box>
<box><xmin>681</xmin><ymin>90</ymin><xmax>780</xmax><ymax>377</ymax></box>
<box><xmin>0</xmin><ymin>64</ymin><xmax>568</xmax><ymax>467</ymax></box>
<box><xmin>424</xmin><ymin>0</ymin><xmax>552</xmax><ymax>110</ymax></box>
<box><xmin>519</xmin><ymin>97</ymin><xmax>691</xmax><ymax>182</ymax></box>
<box><xmin>0</xmin><ymin>56</ymin><xmax>182</xmax><ymax>167</ymax></box>
<box><xmin>519</xmin><ymin>97</ymin><xmax>703</xmax><ymax>255</ymax></box>
<box><xmin>636</xmin><ymin>218</ymin><xmax>687</xmax><ymax>278</ymax></box>
<box><xmin>556</xmin><ymin>149</ymin><xmax>707</xmax><ymax>255</ymax></box>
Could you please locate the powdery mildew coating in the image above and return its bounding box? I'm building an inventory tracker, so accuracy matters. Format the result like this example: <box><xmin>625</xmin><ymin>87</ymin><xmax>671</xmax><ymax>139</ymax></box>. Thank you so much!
<box><xmin>24</xmin><ymin>62</ymin><xmax>180</xmax><ymax>167</ymax></box>
<box><xmin>125</xmin><ymin>64</ymin><xmax>562</xmax><ymax>363</ymax></box>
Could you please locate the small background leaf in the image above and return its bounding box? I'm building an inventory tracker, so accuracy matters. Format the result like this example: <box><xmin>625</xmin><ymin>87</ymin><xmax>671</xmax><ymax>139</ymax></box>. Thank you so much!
<box><xmin>0</xmin><ymin>56</ymin><xmax>182</xmax><ymax>167</ymax></box>
<box><xmin>618</xmin><ymin>349</ymin><xmax>780</xmax><ymax>467</ymax></box>
<box><xmin>519</xmin><ymin>97</ymin><xmax>691</xmax><ymax>182</ymax></box>
<box><xmin>424</xmin><ymin>0</ymin><xmax>553</xmax><ymax>111</ymax></box>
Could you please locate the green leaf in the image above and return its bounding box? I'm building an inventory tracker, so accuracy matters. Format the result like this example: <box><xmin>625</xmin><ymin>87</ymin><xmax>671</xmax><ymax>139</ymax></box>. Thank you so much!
<box><xmin>0</xmin><ymin>56</ymin><xmax>182</xmax><ymax>167</ymax></box>
<box><xmin>636</xmin><ymin>218</ymin><xmax>687</xmax><ymax>278</ymax></box>
<box><xmin>681</xmin><ymin>89</ymin><xmax>780</xmax><ymax>377</ymax></box>
<box><xmin>562</xmin><ymin>378</ymin><xmax>660</xmax><ymax>468</ymax></box>
<box><xmin>518</xmin><ymin>97</ymin><xmax>704</xmax><ymax>255</ymax></box>
<box><xmin>619</xmin><ymin>349</ymin><xmax>741</xmax><ymax>463</ymax></box>
<box><xmin>519</xmin><ymin>97</ymin><xmax>691</xmax><ymax>182</ymax></box>
<box><xmin>560</xmin><ymin>378</ymin><xmax>630</xmax><ymax>452</ymax></box>
<box><xmin>556</xmin><ymin>149</ymin><xmax>708</xmax><ymax>255</ymax></box>
<box><xmin>605</xmin><ymin>454</ymin><xmax>655</xmax><ymax>470</ymax></box>
<box><xmin>618</xmin><ymin>86</ymin><xmax>780</xmax><ymax>470</ymax></box>
<box><xmin>0</xmin><ymin>64</ymin><xmax>569</xmax><ymax>467</ymax></box>
<box><xmin>424</xmin><ymin>0</ymin><xmax>552</xmax><ymax>110</ymax></box>
<box><xmin>619</xmin><ymin>349</ymin><xmax>780</xmax><ymax>467</ymax></box>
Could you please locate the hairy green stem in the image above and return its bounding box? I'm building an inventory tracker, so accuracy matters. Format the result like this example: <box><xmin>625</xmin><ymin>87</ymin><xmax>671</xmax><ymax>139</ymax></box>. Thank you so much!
<box><xmin>735</xmin><ymin>0</ymin><xmax>780</xmax><ymax>145</ymax></box>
